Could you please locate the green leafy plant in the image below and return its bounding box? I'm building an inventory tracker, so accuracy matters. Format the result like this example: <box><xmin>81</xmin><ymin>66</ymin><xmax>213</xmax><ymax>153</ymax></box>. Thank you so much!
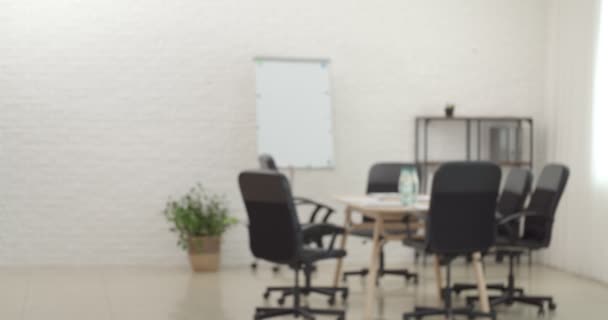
<box><xmin>163</xmin><ymin>183</ymin><xmax>238</xmax><ymax>250</ymax></box>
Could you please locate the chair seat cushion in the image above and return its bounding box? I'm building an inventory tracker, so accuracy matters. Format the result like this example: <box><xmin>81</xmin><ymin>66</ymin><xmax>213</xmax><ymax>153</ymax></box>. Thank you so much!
<box><xmin>302</xmin><ymin>223</ymin><xmax>343</xmax><ymax>236</ymax></box>
<box><xmin>299</xmin><ymin>247</ymin><xmax>346</xmax><ymax>263</ymax></box>
<box><xmin>495</xmin><ymin>236</ymin><xmax>544</xmax><ymax>250</ymax></box>
<box><xmin>301</xmin><ymin>223</ymin><xmax>344</xmax><ymax>246</ymax></box>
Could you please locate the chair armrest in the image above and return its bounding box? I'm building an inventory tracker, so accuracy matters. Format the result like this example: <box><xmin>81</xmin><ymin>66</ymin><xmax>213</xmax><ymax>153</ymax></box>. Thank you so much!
<box><xmin>497</xmin><ymin>210</ymin><xmax>545</xmax><ymax>225</ymax></box>
<box><xmin>293</xmin><ymin>196</ymin><xmax>317</xmax><ymax>205</ymax></box>
<box><xmin>293</xmin><ymin>196</ymin><xmax>336</xmax><ymax>223</ymax></box>
<box><xmin>302</xmin><ymin>223</ymin><xmax>344</xmax><ymax>250</ymax></box>
<box><xmin>302</xmin><ymin>223</ymin><xmax>344</xmax><ymax>235</ymax></box>
<box><xmin>497</xmin><ymin>211</ymin><xmax>548</xmax><ymax>243</ymax></box>
<box><xmin>495</xmin><ymin>211</ymin><xmax>505</xmax><ymax>220</ymax></box>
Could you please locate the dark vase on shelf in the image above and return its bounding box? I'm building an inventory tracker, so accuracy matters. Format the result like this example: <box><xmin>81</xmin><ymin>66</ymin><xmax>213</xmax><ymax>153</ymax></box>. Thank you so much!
<box><xmin>445</xmin><ymin>104</ymin><xmax>455</xmax><ymax>117</ymax></box>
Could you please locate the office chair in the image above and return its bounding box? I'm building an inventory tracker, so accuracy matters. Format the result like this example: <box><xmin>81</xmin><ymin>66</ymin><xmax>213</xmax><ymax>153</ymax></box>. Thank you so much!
<box><xmin>255</xmin><ymin>155</ymin><xmax>345</xmax><ymax>305</ymax></box>
<box><xmin>402</xmin><ymin>162</ymin><xmax>501</xmax><ymax>320</ymax></box>
<box><xmin>452</xmin><ymin>168</ymin><xmax>533</xmax><ymax>296</ymax></box>
<box><xmin>239</xmin><ymin>170</ymin><xmax>347</xmax><ymax>320</ymax></box>
<box><xmin>252</xmin><ymin>154</ymin><xmax>338</xmax><ymax>275</ymax></box>
<box><xmin>466</xmin><ymin>164</ymin><xmax>569</xmax><ymax>315</ymax></box>
<box><xmin>342</xmin><ymin>162</ymin><xmax>419</xmax><ymax>284</ymax></box>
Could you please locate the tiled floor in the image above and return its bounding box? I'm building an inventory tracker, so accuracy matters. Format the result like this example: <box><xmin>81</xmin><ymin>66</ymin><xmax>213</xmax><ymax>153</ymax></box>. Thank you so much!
<box><xmin>1</xmin><ymin>261</ymin><xmax>607</xmax><ymax>320</ymax></box>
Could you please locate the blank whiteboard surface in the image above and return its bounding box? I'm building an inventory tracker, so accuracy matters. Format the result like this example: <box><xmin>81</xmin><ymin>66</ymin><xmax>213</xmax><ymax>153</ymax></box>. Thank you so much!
<box><xmin>255</xmin><ymin>58</ymin><xmax>334</xmax><ymax>168</ymax></box>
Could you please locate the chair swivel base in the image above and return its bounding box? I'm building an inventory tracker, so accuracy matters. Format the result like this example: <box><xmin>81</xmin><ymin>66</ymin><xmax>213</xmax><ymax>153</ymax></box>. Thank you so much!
<box><xmin>252</xmin><ymin>262</ymin><xmax>318</xmax><ymax>274</ymax></box>
<box><xmin>404</xmin><ymin>258</ymin><xmax>494</xmax><ymax>320</ymax></box>
<box><xmin>403</xmin><ymin>306</ymin><xmax>495</xmax><ymax>320</ymax></box>
<box><xmin>451</xmin><ymin>251</ymin><xmax>524</xmax><ymax>296</ymax></box>
<box><xmin>342</xmin><ymin>267</ymin><xmax>418</xmax><ymax>284</ymax></box>
<box><xmin>467</xmin><ymin>294</ymin><xmax>556</xmax><ymax>316</ymax></box>
<box><xmin>263</xmin><ymin>286</ymin><xmax>349</xmax><ymax>306</ymax></box>
<box><xmin>255</xmin><ymin>306</ymin><xmax>344</xmax><ymax>320</ymax></box>
<box><xmin>465</xmin><ymin>252</ymin><xmax>556</xmax><ymax>315</ymax></box>
<box><xmin>343</xmin><ymin>246</ymin><xmax>419</xmax><ymax>284</ymax></box>
<box><xmin>452</xmin><ymin>283</ymin><xmax>524</xmax><ymax>296</ymax></box>
<box><xmin>258</xmin><ymin>266</ymin><xmax>347</xmax><ymax>320</ymax></box>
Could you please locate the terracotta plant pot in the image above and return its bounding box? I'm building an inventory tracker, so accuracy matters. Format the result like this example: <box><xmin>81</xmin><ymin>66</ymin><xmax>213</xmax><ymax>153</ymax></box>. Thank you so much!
<box><xmin>188</xmin><ymin>236</ymin><xmax>221</xmax><ymax>272</ymax></box>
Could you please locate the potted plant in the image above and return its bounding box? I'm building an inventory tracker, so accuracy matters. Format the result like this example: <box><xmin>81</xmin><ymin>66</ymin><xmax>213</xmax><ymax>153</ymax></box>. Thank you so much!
<box><xmin>163</xmin><ymin>184</ymin><xmax>238</xmax><ymax>272</ymax></box>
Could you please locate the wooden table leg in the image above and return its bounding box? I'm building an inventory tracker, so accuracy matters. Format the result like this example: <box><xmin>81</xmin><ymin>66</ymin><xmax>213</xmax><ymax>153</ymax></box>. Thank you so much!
<box><xmin>364</xmin><ymin>217</ymin><xmax>384</xmax><ymax>320</ymax></box>
<box><xmin>333</xmin><ymin>207</ymin><xmax>351</xmax><ymax>288</ymax></box>
<box><xmin>434</xmin><ymin>255</ymin><xmax>443</xmax><ymax>304</ymax></box>
<box><xmin>472</xmin><ymin>252</ymin><xmax>490</xmax><ymax>313</ymax></box>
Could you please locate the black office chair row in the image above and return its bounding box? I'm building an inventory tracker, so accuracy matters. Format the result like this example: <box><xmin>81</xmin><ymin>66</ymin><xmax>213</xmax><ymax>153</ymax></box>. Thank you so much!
<box><xmin>241</xmin><ymin>161</ymin><xmax>501</xmax><ymax>320</ymax></box>
<box><xmin>240</xmin><ymin>157</ymin><xmax>569</xmax><ymax>320</ymax></box>
<box><xmin>402</xmin><ymin>163</ymin><xmax>569</xmax><ymax>319</ymax></box>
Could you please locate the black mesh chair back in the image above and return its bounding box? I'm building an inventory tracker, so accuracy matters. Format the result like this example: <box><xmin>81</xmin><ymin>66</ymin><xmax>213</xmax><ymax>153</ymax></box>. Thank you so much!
<box><xmin>259</xmin><ymin>154</ymin><xmax>279</xmax><ymax>171</ymax></box>
<box><xmin>522</xmin><ymin>164</ymin><xmax>569</xmax><ymax>247</ymax></box>
<box><xmin>497</xmin><ymin>168</ymin><xmax>533</xmax><ymax>237</ymax></box>
<box><xmin>426</xmin><ymin>162</ymin><xmax>501</xmax><ymax>255</ymax></box>
<box><xmin>239</xmin><ymin>170</ymin><xmax>301</xmax><ymax>264</ymax></box>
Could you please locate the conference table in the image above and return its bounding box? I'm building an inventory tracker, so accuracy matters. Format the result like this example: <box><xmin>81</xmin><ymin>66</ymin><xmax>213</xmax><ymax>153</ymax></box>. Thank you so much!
<box><xmin>331</xmin><ymin>194</ymin><xmax>490</xmax><ymax>320</ymax></box>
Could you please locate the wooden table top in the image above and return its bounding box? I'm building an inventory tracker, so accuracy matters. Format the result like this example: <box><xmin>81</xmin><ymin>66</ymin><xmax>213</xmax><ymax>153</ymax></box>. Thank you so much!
<box><xmin>334</xmin><ymin>194</ymin><xmax>429</xmax><ymax>218</ymax></box>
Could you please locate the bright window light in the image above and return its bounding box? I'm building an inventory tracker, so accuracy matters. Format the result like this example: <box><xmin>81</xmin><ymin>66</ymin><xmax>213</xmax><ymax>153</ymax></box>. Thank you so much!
<box><xmin>593</xmin><ymin>0</ymin><xmax>608</xmax><ymax>182</ymax></box>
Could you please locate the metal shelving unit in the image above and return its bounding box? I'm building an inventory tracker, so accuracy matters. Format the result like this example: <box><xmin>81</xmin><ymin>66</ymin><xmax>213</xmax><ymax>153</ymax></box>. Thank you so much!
<box><xmin>415</xmin><ymin>116</ymin><xmax>534</xmax><ymax>191</ymax></box>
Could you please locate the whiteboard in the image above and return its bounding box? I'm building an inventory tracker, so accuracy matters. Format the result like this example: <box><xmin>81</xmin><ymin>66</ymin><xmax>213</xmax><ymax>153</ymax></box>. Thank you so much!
<box><xmin>255</xmin><ymin>57</ymin><xmax>334</xmax><ymax>168</ymax></box>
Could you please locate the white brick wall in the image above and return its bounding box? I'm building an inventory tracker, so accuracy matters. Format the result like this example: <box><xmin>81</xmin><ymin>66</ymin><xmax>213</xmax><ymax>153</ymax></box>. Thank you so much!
<box><xmin>0</xmin><ymin>0</ymin><xmax>548</xmax><ymax>266</ymax></box>
<box><xmin>540</xmin><ymin>0</ymin><xmax>608</xmax><ymax>283</ymax></box>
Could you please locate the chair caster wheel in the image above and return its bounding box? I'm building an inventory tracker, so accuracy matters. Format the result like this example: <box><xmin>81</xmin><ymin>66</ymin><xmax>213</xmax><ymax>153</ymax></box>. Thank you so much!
<box><xmin>341</xmin><ymin>291</ymin><xmax>349</xmax><ymax>300</ymax></box>
<box><xmin>277</xmin><ymin>298</ymin><xmax>285</xmax><ymax>306</ymax></box>
<box><xmin>548</xmin><ymin>302</ymin><xmax>557</xmax><ymax>311</ymax></box>
<box><xmin>328</xmin><ymin>296</ymin><xmax>336</xmax><ymax>306</ymax></box>
<box><xmin>263</xmin><ymin>291</ymin><xmax>270</xmax><ymax>299</ymax></box>
<box><xmin>538</xmin><ymin>307</ymin><xmax>545</xmax><ymax>316</ymax></box>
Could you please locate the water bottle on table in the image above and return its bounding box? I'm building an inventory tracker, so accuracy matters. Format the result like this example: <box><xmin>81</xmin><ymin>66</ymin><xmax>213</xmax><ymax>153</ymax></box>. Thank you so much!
<box><xmin>399</xmin><ymin>167</ymin><xmax>419</xmax><ymax>206</ymax></box>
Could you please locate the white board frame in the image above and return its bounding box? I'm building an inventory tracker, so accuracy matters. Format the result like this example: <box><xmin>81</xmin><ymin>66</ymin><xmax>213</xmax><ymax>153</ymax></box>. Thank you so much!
<box><xmin>254</xmin><ymin>56</ymin><xmax>335</xmax><ymax>169</ymax></box>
